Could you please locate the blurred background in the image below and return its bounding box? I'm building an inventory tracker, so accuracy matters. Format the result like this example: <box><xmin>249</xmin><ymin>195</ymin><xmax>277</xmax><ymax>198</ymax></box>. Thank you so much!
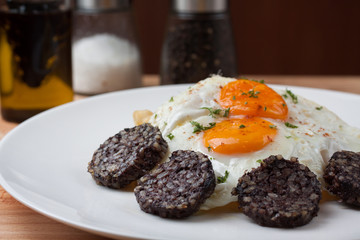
<box><xmin>134</xmin><ymin>0</ymin><xmax>360</xmax><ymax>75</ymax></box>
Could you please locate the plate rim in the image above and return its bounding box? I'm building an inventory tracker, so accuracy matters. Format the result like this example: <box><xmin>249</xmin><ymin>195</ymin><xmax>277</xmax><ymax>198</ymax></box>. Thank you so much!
<box><xmin>0</xmin><ymin>83</ymin><xmax>360</xmax><ymax>240</ymax></box>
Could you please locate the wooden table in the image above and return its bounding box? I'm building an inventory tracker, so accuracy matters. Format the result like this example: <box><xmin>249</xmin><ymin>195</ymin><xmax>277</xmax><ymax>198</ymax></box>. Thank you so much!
<box><xmin>0</xmin><ymin>75</ymin><xmax>359</xmax><ymax>240</ymax></box>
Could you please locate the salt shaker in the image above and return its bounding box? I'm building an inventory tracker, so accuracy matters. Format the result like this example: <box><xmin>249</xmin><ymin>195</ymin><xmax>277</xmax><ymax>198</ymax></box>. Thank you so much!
<box><xmin>72</xmin><ymin>0</ymin><xmax>142</xmax><ymax>95</ymax></box>
<box><xmin>160</xmin><ymin>0</ymin><xmax>238</xmax><ymax>84</ymax></box>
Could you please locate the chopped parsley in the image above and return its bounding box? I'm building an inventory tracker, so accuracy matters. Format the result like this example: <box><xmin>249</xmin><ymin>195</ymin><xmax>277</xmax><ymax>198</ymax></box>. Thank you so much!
<box><xmin>169</xmin><ymin>96</ymin><xmax>174</xmax><ymax>102</ymax></box>
<box><xmin>167</xmin><ymin>133</ymin><xmax>174</xmax><ymax>140</ymax></box>
<box><xmin>232</xmin><ymin>95</ymin><xmax>236</xmax><ymax>100</ymax></box>
<box><xmin>282</xmin><ymin>103</ymin><xmax>286</xmax><ymax>107</ymax></box>
<box><xmin>256</xmin><ymin>159</ymin><xmax>263</xmax><ymax>164</ymax></box>
<box><xmin>282</xmin><ymin>94</ymin><xmax>288</xmax><ymax>99</ymax></box>
<box><xmin>285</xmin><ymin>135</ymin><xmax>292</xmax><ymax>139</ymax></box>
<box><xmin>248</xmin><ymin>89</ymin><xmax>260</xmax><ymax>98</ymax></box>
<box><xmin>154</xmin><ymin>114</ymin><xmax>158</xmax><ymax>119</ymax></box>
<box><xmin>238</xmin><ymin>77</ymin><xmax>264</xmax><ymax>84</ymax></box>
<box><xmin>239</xmin><ymin>124</ymin><xmax>246</xmax><ymax>129</ymax></box>
<box><xmin>190</xmin><ymin>121</ymin><xmax>216</xmax><ymax>133</ymax></box>
<box><xmin>223</xmin><ymin>107</ymin><xmax>230</xmax><ymax>117</ymax></box>
<box><xmin>217</xmin><ymin>170</ymin><xmax>229</xmax><ymax>183</ymax></box>
<box><xmin>264</xmin><ymin>106</ymin><xmax>267</xmax><ymax>111</ymax></box>
<box><xmin>285</xmin><ymin>122</ymin><xmax>298</xmax><ymax>128</ymax></box>
<box><xmin>316</xmin><ymin>106</ymin><xmax>323</xmax><ymax>111</ymax></box>
<box><xmin>207</xmin><ymin>145</ymin><xmax>212</xmax><ymax>152</ymax></box>
<box><xmin>201</xmin><ymin>107</ymin><xmax>221</xmax><ymax>118</ymax></box>
<box><xmin>285</xmin><ymin>89</ymin><xmax>298</xmax><ymax>104</ymax></box>
<box><xmin>239</xmin><ymin>88</ymin><xmax>260</xmax><ymax>98</ymax></box>
<box><xmin>269</xmin><ymin>125</ymin><xmax>277</xmax><ymax>129</ymax></box>
<box><xmin>244</xmin><ymin>101</ymin><xmax>248</xmax><ymax>105</ymax></box>
<box><xmin>251</xmin><ymin>79</ymin><xmax>265</xmax><ymax>84</ymax></box>
<box><xmin>201</xmin><ymin>107</ymin><xmax>231</xmax><ymax>118</ymax></box>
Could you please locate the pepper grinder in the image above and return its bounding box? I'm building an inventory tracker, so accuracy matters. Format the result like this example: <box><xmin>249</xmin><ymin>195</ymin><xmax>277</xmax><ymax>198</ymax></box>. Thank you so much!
<box><xmin>160</xmin><ymin>0</ymin><xmax>238</xmax><ymax>84</ymax></box>
<box><xmin>72</xmin><ymin>0</ymin><xmax>142</xmax><ymax>95</ymax></box>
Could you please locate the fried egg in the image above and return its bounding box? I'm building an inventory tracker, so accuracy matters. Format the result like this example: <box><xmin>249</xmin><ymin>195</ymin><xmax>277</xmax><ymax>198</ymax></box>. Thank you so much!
<box><xmin>148</xmin><ymin>75</ymin><xmax>360</xmax><ymax>209</ymax></box>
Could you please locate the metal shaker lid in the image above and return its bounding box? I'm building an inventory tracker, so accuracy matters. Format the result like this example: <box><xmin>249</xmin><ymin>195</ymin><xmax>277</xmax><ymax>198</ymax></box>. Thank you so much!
<box><xmin>75</xmin><ymin>0</ymin><xmax>130</xmax><ymax>12</ymax></box>
<box><xmin>173</xmin><ymin>0</ymin><xmax>227</xmax><ymax>13</ymax></box>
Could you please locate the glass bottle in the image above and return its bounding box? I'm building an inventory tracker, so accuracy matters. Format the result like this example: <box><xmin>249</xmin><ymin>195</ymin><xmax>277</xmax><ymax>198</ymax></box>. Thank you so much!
<box><xmin>160</xmin><ymin>0</ymin><xmax>238</xmax><ymax>84</ymax></box>
<box><xmin>72</xmin><ymin>0</ymin><xmax>142</xmax><ymax>95</ymax></box>
<box><xmin>0</xmin><ymin>0</ymin><xmax>73</xmax><ymax>122</ymax></box>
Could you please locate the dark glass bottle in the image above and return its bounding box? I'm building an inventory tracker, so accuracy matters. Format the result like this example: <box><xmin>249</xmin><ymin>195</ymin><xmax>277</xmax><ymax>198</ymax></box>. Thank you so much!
<box><xmin>160</xmin><ymin>0</ymin><xmax>238</xmax><ymax>84</ymax></box>
<box><xmin>0</xmin><ymin>0</ymin><xmax>73</xmax><ymax>122</ymax></box>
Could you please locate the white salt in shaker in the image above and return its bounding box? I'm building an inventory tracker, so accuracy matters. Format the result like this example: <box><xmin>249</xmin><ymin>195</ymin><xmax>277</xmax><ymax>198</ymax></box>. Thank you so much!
<box><xmin>72</xmin><ymin>0</ymin><xmax>142</xmax><ymax>95</ymax></box>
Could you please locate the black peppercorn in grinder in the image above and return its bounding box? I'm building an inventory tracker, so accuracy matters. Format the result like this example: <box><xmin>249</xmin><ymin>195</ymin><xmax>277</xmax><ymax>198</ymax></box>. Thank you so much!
<box><xmin>160</xmin><ymin>0</ymin><xmax>238</xmax><ymax>84</ymax></box>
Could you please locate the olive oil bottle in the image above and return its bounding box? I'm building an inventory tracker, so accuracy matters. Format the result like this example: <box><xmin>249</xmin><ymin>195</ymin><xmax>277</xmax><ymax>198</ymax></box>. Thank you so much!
<box><xmin>0</xmin><ymin>0</ymin><xmax>73</xmax><ymax>122</ymax></box>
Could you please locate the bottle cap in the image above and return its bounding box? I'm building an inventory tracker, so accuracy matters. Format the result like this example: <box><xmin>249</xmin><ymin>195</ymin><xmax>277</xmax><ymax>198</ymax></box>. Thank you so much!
<box><xmin>76</xmin><ymin>0</ymin><xmax>130</xmax><ymax>12</ymax></box>
<box><xmin>173</xmin><ymin>0</ymin><xmax>227</xmax><ymax>13</ymax></box>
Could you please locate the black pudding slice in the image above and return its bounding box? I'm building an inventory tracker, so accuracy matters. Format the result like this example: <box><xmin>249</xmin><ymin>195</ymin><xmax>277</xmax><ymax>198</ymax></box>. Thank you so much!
<box><xmin>134</xmin><ymin>150</ymin><xmax>216</xmax><ymax>218</ymax></box>
<box><xmin>88</xmin><ymin>123</ymin><xmax>168</xmax><ymax>189</ymax></box>
<box><xmin>324</xmin><ymin>150</ymin><xmax>360</xmax><ymax>207</ymax></box>
<box><xmin>231</xmin><ymin>155</ymin><xmax>321</xmax><ymax>228</ymax></box>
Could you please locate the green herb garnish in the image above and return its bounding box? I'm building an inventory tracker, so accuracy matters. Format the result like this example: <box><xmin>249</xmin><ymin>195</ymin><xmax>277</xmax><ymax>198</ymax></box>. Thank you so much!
<box><xmin>256</xmin><ymin>159</ymin><xmax>263</xmax><ymax>164</ymax></box>
<box><xmin>223</xmin><ymin>108</ymin><xmax>230</xmax><ymax>117</ymax></box>
<box><xmin>285</xmin><ymin>135</ymin><xmax>292</xmax><ymax>139</ymax></box>
<box><xmin>264</xmin><ymin>106</ymin><xmax>267</xmax><ymax>111</ymax></box>
<box><xmin>251</xmin><ymin>79</ymin><xmax>265</xmax><ymax>84</ymax></box>
<box><xmin>316</xmin><ymin>106</ymin><xmax>323</xmax><ymax>111</ymax></box>
<box><xmin>201</xmin><ymin>107</ymin><xmax>222</xmax><ymax>118</ymax></box>
<box><xmin>207</xmin><ymin>145</ymin><xmax>212</xmax><ymax>152</ymax></box>
<box><xmin>167</xmin><ymin>133</ymin><xmax>174</xmax><ymax>140</ymax></box>
<box><xmin>232</xmin><ymin>95</ymin><xmax>236</xmax><ymax>100</ymax></box>
<box><xmin>269</xmin><ymin>125</ymin><xmax>277</xmax><ymax>129</ymax></box>
<box><xmin>286</xmin><ymin>89</ymin><xmax>298</xmax><ymax>104</ymax></box>
<box><xmin>190</xmin><ymin>121</ymin><xmax>216</xmax><ymax>133</ymax></box>
<box><xmin>248</xmin><ymin>89</ymin><xmax>260</xmax><ymax>98</ymax></box>
<box><xmin>169</xmin><ymin>96</ymin><xmax>174</xmax><ymax>102</ymax></box>
<box><xmin>201</xmin><ymin>107</ymin><xmax>230</xmax><ymax>118</ymax></box>
<box><xmin>285</xmin><ymin>122</ymin><xmax>298</xmax><ymax>128</ymax></box>
<box><xmin>239</xmin><ymin>124</ymin><xmax>246</xmax><ymax>129</ymax></box>
<box><xmin>282</xmin><ymin>94</ymin><xmax>288</xmax><ymax>99</ymax></box>
<box><xmin>217</xmin><ymin>170</ymin><xmax>229</xmax><ymax>183</ymax></box>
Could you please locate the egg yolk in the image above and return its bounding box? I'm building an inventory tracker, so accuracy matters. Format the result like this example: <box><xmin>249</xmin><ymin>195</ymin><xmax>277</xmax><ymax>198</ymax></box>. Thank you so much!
<box><xmin>203</xmin><ymin>118</ymin><xmax>277</xmax><ymax>154</ymax></box>
<box><xmin>219</xmin><ymin>79</ymin><xmax>288</xmax><ymax>120</ymax></box>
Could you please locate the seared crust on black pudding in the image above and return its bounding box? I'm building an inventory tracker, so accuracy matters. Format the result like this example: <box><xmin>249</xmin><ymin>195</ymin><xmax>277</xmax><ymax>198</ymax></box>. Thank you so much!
<box><xmin>323</xmin><ymin>150</ymin><xmax>360</xmax><ymax>207</ymax></box>
<box><xmin>134</xmin><ymin>150</ymin><xmax>216</xmax><ymax>218</ymax></box>
<box><xmin>231</xmin><ymin>155</ymin><xmax>321</xmax><ymax>228</ymax></box>
<box><xmin>88</xmin><ymin>123</ymin><xmax>168</xmax><ymax>188</ymax></box>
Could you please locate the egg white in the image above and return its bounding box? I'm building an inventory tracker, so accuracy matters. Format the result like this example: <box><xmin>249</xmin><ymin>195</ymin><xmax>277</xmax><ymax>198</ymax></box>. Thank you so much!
<box><xmin>149</xmin><ymin>75</ymin><xmax>360</xmax><ymax>209</ymax></box>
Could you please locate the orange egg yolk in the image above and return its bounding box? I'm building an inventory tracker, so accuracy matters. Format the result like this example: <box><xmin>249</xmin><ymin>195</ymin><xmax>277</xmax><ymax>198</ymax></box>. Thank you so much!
<box><xmin>219</xmin><ymin>79</ymin><xmax>288</xmax><ymax>120</ymax></box>
<box><xmin>203</xmin><ymin>118</ymin><xmax>277</xmax><ymax>154</ymax></box>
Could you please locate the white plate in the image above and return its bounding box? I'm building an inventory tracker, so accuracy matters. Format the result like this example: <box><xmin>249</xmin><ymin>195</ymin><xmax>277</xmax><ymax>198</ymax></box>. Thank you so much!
<box><xmin>0</xmin><ymin>84</ymin><xmax>360</xmax><ymax>240</ymax></box>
